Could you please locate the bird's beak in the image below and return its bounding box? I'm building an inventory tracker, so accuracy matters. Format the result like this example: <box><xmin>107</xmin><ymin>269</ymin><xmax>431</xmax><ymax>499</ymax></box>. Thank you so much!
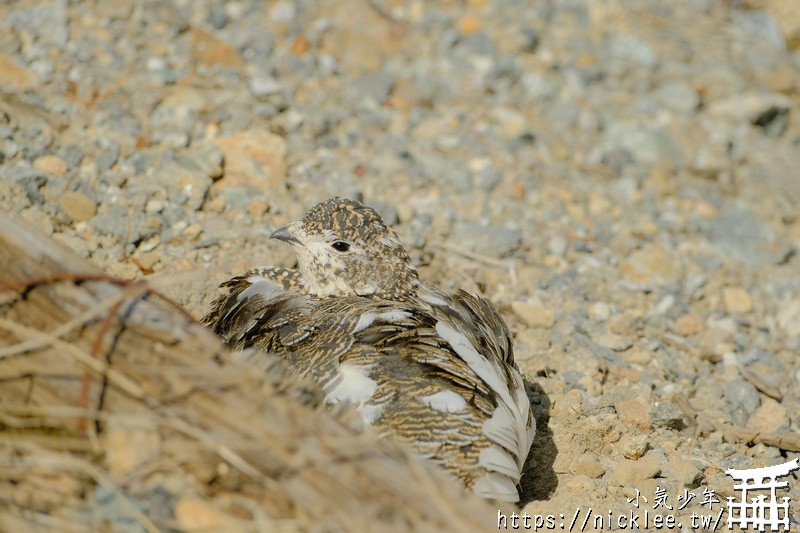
<box><xmin>270</xmin><ymin>223</ymin><xmax>302</xmax><ymax>245</ymax></box>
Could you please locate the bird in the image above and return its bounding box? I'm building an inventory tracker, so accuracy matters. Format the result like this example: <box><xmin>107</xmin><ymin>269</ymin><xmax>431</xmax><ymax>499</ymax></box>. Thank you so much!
<box><xmin>203</xmin><ymin>197</ymin><xmax>535</xmax><ymax>502</ymax></box>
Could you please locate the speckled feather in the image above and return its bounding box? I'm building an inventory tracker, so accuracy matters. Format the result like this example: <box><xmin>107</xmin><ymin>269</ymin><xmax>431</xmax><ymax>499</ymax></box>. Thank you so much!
<box><xmin>203</xmin><ymin>197</ymin><xmax>535</xmax><ymax>502</ymax></box>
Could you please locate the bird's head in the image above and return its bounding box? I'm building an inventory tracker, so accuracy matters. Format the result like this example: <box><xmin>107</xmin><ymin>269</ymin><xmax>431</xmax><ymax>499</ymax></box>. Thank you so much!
<box><xmin>271</xmin><ymin>197</ymin><xmax>420</xmax><ymax>300</ymax></box>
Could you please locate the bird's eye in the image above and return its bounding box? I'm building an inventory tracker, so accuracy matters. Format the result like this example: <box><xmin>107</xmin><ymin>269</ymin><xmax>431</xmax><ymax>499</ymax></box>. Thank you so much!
<box><xmin>331</xmin><ymin>241</ymin><xmax>350</xmax><ymax>252</ymax></box>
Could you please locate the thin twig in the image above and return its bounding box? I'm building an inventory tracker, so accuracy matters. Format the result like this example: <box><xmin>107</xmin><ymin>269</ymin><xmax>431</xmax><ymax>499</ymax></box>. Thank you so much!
<box><xmin>429</xmin><ymin>241</ymin><xmax>515</xmax><ymax>269</ymax></box>
<box><xmin>0</xmin><ymin>288</ymin><xmax>135</xmax><ymax>358</ymax></box>
<box><xmin>0</xmin><ymin>272</ymin><xmax>196</xmax><ymax>323</ymax></box>
<box><xmin>79</xmin><ymin>281</ymin><xmax>149</xmax><ymax>433</ymax></box>
<box><xmin>0</xmin><ymin>318</ymin><xmax>148</xmax><ymax>402</ymax></box>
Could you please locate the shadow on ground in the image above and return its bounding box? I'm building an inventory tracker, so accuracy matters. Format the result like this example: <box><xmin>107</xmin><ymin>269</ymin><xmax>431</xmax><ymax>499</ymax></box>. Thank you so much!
<box><xmin>519</xmin><ymin>380</ymin><xmax>557</xmax><ymax>506</ymax></box>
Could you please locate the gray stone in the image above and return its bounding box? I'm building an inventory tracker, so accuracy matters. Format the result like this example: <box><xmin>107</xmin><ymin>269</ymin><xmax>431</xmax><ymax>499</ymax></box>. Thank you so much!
<box><xmin>270</xmin><ymin>1</ymin><xmax>296</xmax><ymax>23</ymax></box>
<box><xmin>656</xmin><ymin>82</ymin><xmax>699</xmax><ymax>115</ymax></box>
<box><xmin>404</xmin><ymin>212</ymin><xmax>432</xmax><ymax>249</ymax></box>
<box><xmin>226</xmin><ymin>25</ymin><xmax>275</xmax><ymax>57</ymax></box>
<box><xmin>562</xmin><ymin>370</ymin><xmax>585</xmax><ymax>387</ymax></box>
<box><xmin>547</xmin><ymin>235</ymin><xmax>568</xmax><ymax>258</ymax></box>
<box><xmin>651</xmin><ymin>402</ymin><xmax>686</xmax><ymax>430</ymax></box>
<box><xmin>406</xmin><ymin>147</ymin><xmax>472</xmax><ymax>193</ymax></box>
<box><xmin>353</xmin><ymin>70</ymin><xmax>396</xmax><ymax>105</ymax></box>
<box><xmin>519</xmin><ymin>28</ymin><xmax>540</xmax><ymax>53</ymax></box>
<box><xmin>95</xmin><ymin>139</ymin><xmax>120</xmax><ymax>172</ymax></box>
<box><xmin>207</xmin><ymin>4</ymin><xmax>230</xmax><ymax>29</ymax></box>
<box><xmin>148</xmin><ymin>0</ymin><xmax>190</xmax><ymax>33</ymax></box>
<box><xmin>574</xmin><ymin>333</ymin><xmax>625</xmax><ymax>365</ymax></box>
<box><xmin>601</xmin><ymin>122</ymin><xmax>684</xmax><ymax>168</ymax></box>
<box><xmin>746</xmin><ymin>137</ymin><xmax>800</xmax><ymax>204</ymax></box>
<box><xmin>4</xmin><ymin>0</ymin><xmax>68</xmax><ymax>48</ymax></box>
<box><xmin>474</xmin><ymin>166</ymin><xmax>501</xmax><ymax>192</ymax></box>
<box><xmin>610</xmin><ymin>34</ymin><xmax>658</xmax><ymax>68</ymax></box>
<box><xmin>247</xmin><ymin>63</ymin><xmax>283</xmax><ymax>99</ymax></box>
<box><xmin>88</xmin><ymin>485</ymin><xmax>149</xmax><ymax>533</ymax></box>
<box><xmin>8</xmin><ymin>163</ymin><xmax>47</xmax><ymax>205</ymax></box>
<box><xmin>521</xmin><ymin>72</ymin><xmax>561</xmax><ymax>101</ymax></box>
<box><xmin>457</xmin><ymin>32</ymin><xmax>496</xmax><ymax>58</ymax></box>
<box><xmin>59</xmin><ymin>144</ymin><xmax>85</xmax><ymax>168</ymax></box>
<box><xmin>176</xmin><ymin>143</ymin><xmax>224</xmax><ymax>180</ymax></box>
<box><xmin>450</xmin><ymin>220</ymin><xmax>521</xmax><ymax>258</ymax></box>
<box><xmin>732</xmin><ymin>10</ymin><xmax>785</xmax><ymax>51</ymax></box>
<box><xmin>90</xmin><ymin>205</ymin><xmax>160</xmax><ymax>245</ymax></box>
<box><xmin>705</xmin><ymin>207</ymin><xmax>780</xmax><ymax>266</ymax></box>
<box><xmin>723</xmin><ymin>378</ymin><xmax>761</xmax><ymax>426</ymax></box>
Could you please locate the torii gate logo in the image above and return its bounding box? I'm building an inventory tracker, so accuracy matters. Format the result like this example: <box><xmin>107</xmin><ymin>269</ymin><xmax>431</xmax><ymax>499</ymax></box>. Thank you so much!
<box><xmin>726</xmin><ymin>458</ymin><xmax>799</xmax><ymax>532</ymax></box>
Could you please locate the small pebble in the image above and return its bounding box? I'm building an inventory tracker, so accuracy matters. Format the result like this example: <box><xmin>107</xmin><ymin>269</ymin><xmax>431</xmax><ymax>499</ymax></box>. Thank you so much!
<box><xmin>32</xmin><ymin>154</ymin><xmax>68</xmax><ymax>176</ymax></box>
<box><xmin>723</xmin><ymin>287</ymin><xmax>754</xmax><ymax>315</ymax></box>
<box><xmin>512</xmin><ymin>300</ymin><xmax>556</xmax><ymax>328</ymax></box>
<box><xmin>572</xmin><ymin>460</ymin><xmax>605</xmax><ymax>479</ymax></box>
<box><xmin>58</xmin><ymin>191</ymin><xmax>97</xmax><ymax>222</ymax></box>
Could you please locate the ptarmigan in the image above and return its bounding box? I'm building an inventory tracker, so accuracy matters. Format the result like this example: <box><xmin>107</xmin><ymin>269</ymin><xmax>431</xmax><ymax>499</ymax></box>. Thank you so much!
<box><xmin>203</xmin><ymin>197</ymin><xmax>535</xmax><ymax>502</ymax></box>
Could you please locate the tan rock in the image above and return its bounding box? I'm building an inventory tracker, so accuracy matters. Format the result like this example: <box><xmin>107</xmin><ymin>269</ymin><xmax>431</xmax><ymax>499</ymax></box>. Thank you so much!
<box><xmin>320</xmin><ymin>2</ymin><xmax>404</xmax><ymax>72</ymax></box>
<box><xmin>777</xmin><ymin>297</ymin><xmax>800</xmax><ymax>338</ymax></box>
<box><xmin>620</xmin><ymin>244</ymin><xmax>681</xmax><ymax>287</ymax></box>
<box><xmin>694</xmin><ymin>200</ymin><xmax>719</xmax><ymax>220</ymax></box>
<box><xmin>697</xmin><ymin>328</ymin><xmax>732</xmax><ymax>363</ymax></box>
<box><xmin>663</xmin><ymin>459</ymin><xmax>701</xmax><ymax>486</ymax></box>
<box><xmin>457</xmin><ymin>14</ymin><xmax>482</xmax><ymax>35</ymax></box>
<box><xmin>723</xmin><ymin>287</ymin><xmax>753</xmax><ymax>314</ymax></box>
<box><xmin>607</xmin><ymin>311</ymin><xmax>638</xmax><ymax>335</ymax></box>
<box><xmin>563</xmin><ymin>475</ymin><xmax>595</xmax><ymax>492</ymax></box>
<box><xmin>630</xmin><ymin>216</ymin><xmax>659</xmax><ymax>238</ymax></box>
<box><xmin>611</xmin><ymin>456</ymin><xmax>661</xmax><ymax>486</ymax></box>
<box><xmin>183</xmin><ymin>223</ymin><xmax>203</xmax><ymax>239</ymax></box>
<box><xmin>747</xmin><ymin>397</ymin><xmax>789</xmax><ymax>434</ymax></box>
<box><xmin>58</xmin><ymin>191</ymin><xmax>97</xmax><ymax>222</ymax></box>
<box><xmin>550</xmin><ymin>138</ymin><xmax>571</xmax><ymax>161</ymax></box>
<box><xmin>108</xmin><ymin>262</ymin><xmax>140</xmax><ymax>280</ymax></box>
<box><xmin>674</xmin><ymin>313</ymin><xmax>704</xmax><ymax>336</ymax></box>
<box><xmin>103</xmin><ymin>418</ymin><xmax>160</xmax><ymax>477</ymax></box>
<box><xmin>621</xmin><ymin>347</ymin><xmax>652</xmax><ymax>365</ymax></box>
<box><xmin>136</xmin><ymin>251</ymin><xmax>160</xmax><ymax>270</ymax></box>
<box><xmin>766</xmin><ymin>64</ymin><xmax>795</xmax><ymax>94</ymax></box>
<box><xmin>0</xmin><ymin>54</ymin><xmax>34</xmax><ymax>89</ymax></box>
<box><xmin>512</xmin><ymin>300</ymin><xmax>556</xmax><ymax>328</ymax></box>
<box><xmin>291</xmin><ymin>34</ymin><xmax>310</xmax><ymax>56</ymax></box>
<box><xmin>587</xmin><ymin>190</ymin><xmax>612</xmax><ymax>216</ymax></box>
<box><xmin>608</xmin><ymin>364</ymin><xmax>642</xmax><ymax>383</ymax></box>
<box><xmin>589</xmin><ymin>302</ymin><xmax>611</xmax><ymax>321</ymax></box>
<box><xmin>33</xmin><ymin>155</ymin><xmax>69</xmax><ymax>176</ymax></box>
<box><xmin>214</xmin><ymin>130</ymin><xmax>287</xmax><ymax>193</ymax></box>
<box><xmin>175</xmin><ymin>497</ymin><xmax>239</xmax><ymax>530</ymax></box>
<box><xmin>615</xmin><ymin>397</ymin><xmax>651</xmax><ymax>431</ymax></box>
<box><xmin>595</xmin><ymin>333</ymin><xmax>633</xmax><ymax>352</ymax></box>
<box><xmin>189</xmin><ymin>28</ymin><xmax>244</xmax><ymax>69</ymax></box>
<box><xmin>573</xmin><ymin>459</ymin><xmax>606</xmax><ymax>479</ymax></box>
<box><xmin>618</xmin><ymin>433</ymin><xmax>649</xmax><ymax>459</ymax></box>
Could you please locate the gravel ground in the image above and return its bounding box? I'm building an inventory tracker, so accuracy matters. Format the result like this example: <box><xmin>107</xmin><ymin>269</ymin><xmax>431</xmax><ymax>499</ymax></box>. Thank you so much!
<box><xmin>2</xmin><ymin>0</ymin><xmax>800</xmax><ymax>529</ymax></box>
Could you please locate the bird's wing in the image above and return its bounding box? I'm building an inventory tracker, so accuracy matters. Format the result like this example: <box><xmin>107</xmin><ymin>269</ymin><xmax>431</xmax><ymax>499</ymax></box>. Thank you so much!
<box><xmin>309</xmin><ymin>294</ymin><xmax>533</xmax><ymax>502</ymax></box>
<box><xmin>203</xmin><ymin>267</ymin><xmax>315</xmax><ymax>349</ymax></box>
<box><xmin>417</xmin><ymin>285</ymin><xmax>536</xmax><ymax>500</ymax></box>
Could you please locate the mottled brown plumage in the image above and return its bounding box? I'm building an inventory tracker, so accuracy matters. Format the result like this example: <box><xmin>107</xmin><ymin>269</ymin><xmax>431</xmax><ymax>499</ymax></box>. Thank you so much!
<box><xmin>203</xmin><ymin>197</ymin><xmax>534</xmax><ymax>502</ymax></box>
